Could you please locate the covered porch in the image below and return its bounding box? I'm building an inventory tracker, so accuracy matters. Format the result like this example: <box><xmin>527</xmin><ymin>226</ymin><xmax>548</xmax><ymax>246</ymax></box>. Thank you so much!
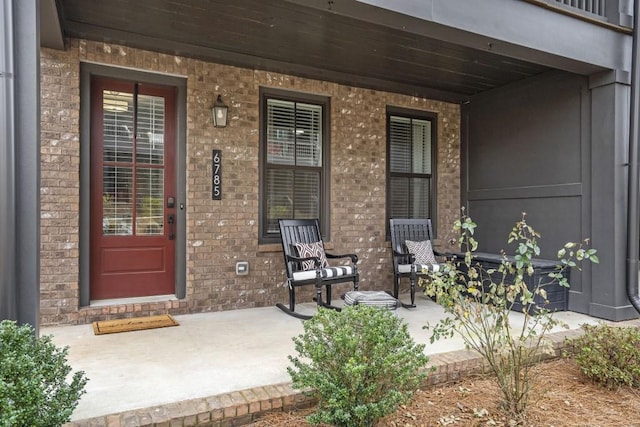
<box><xmin>2</xmin><ymin>0</ymin><xmax>638</xmax><ymax>338</ymax></box>
<box><xmin>45</xmin><ymin>295</ymin><xmax>607</xmax><ymax>426</ymax></box>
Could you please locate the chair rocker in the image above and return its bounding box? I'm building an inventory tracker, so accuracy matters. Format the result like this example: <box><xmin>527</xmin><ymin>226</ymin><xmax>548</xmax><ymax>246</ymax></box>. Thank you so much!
<box><xmin>278</xmin><ymin>219</ymin><xmax>359</xmax><ymax>319</ymax></box>
<box><xmin>389</xmin><ymin>218</ymin><xmax>448</xmax><ymax>308</ymax></box>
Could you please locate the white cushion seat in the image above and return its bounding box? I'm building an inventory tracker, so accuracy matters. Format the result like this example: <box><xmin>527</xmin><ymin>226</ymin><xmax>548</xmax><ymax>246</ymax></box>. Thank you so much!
<box><xmin>397</xmin><ymin>263</ymin><xmax>441</xmax><ymax>274</ymax></box>
<box><xmin>292</xmin><ymin>265</ymin><xmax>356</xmax><ymax>282</ymax></box>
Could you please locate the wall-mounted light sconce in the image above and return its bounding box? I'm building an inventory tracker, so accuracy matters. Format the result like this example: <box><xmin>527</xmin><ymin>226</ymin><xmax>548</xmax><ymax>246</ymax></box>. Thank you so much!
<box><xmin>211</xmin><ymin>95</ymin><xmax>229</xmax><ymax>128</ymax></box>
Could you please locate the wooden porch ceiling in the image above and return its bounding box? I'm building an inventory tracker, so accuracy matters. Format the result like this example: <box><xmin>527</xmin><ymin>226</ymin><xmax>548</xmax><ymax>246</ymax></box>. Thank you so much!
<box><xmin>52</xmin><ymin>0</ymin><xmax>551</xmax><ymax>103</ymax></box>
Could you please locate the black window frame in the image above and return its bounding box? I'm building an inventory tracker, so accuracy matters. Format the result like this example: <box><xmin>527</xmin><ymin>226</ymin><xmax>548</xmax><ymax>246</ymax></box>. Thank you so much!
<box><xmin>385</xmin><ymin>106</ymin><xmax>438</xmax><ymax>239</ymax></box>
<box><xmin>259</xmin><ymin>87</ymin><xmax>331</xmax><ymax>244</ymax></box>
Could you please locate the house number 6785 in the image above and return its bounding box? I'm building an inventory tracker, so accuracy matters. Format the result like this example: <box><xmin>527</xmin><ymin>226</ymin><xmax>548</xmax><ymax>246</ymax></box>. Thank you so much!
<box><xmin>212</xmin><ymin>149</ymin><xmax>222</xmax><ymax>200</ymax></box>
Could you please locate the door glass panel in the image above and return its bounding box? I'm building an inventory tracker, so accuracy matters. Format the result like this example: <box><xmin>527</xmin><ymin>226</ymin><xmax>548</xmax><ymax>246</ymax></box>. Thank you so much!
<box><xmin>103</xmin><ymin>167</ymin><xmax>133</xmax><ymax>235</ymax></box>
<box><xmin>136</xmin><ymin>95</ymin><xmax>165</xmax><ymax>165</ymax></box>
<box><xmin>103</xmin><ymin>91</ymin><xmax>133</xmax><ymax>163</ymax></box>
<box><xmin>101</xmin><ymin>89</ymin><xmax>167</xmax><ymax>237</ymax></box>
<box><xmin>136</xmin><ymin>167</ymin><xmax>164</xmax><ymax>236</ymax></box>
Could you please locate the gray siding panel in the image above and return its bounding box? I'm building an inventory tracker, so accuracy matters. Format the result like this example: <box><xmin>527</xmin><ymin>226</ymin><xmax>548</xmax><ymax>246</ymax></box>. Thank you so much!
<box><xmin>464</xmin><ymin>70</ymin><xmax>592</xmax><ymax>315</ymax></box>
<box><xmin>468</xmin><ymin>71</ymin><xmax>584</xmax><ymax>190</ymax></box>
<box><xmin>468</xmin><ymin>196</ymin><xmax>583</xmax><ymax>288</ymax></box>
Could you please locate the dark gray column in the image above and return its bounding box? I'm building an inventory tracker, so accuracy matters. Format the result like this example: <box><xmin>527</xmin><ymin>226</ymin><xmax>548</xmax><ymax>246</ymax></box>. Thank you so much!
<box><xmin>0</xmin><ymin>0</ymin><xmax>17</xmax><ymax>322</ymax></box>
<box><xmin>0</xmin><ymin>0</ymin><xmax>41</xmax><ymax>331</ymax></box>
<box><xmin>589</xmin><ymin>71</ymin><xmax>638</xmax><ymax>320</ymax></box>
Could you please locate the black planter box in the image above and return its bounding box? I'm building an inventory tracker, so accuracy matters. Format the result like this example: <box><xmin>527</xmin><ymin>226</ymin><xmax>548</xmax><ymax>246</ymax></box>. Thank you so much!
<box><xmin>453</xmin><ymin>251</ymin><xmax>569</xmax><ymax>313</ymax></box>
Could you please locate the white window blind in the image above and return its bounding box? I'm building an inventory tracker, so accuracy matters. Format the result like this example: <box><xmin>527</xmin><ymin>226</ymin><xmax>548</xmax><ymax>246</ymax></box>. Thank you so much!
<box><xmin>388</xmin><ymin>115</ymin><xmax>433</xmax><ymax>220</ymax></box>
<box><xmin>264</xmin><ymin>97</ymin><xmax>324</xmax><ymax>235</ymax></box>
<box><xmin>102</xmin><ymin>90</ymin><xmax>166</xmax><ymax>236</ymax></box>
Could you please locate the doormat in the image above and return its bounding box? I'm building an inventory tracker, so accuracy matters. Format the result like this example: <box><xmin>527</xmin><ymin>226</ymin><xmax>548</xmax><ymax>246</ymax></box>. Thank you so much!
<box><xmin>92</xmin><ymin>314</ymin><xmax>179</xmax><ymax>335</ymax></box>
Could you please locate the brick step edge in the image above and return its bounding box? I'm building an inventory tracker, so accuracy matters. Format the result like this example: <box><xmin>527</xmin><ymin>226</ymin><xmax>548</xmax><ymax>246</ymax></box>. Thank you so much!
<box><xmin>63</xmin><ymin>328</ymin><xmax>590</xmax><ymax>427</ymax></box>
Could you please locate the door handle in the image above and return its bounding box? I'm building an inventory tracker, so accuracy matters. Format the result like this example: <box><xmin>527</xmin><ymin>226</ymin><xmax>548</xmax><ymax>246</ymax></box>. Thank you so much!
<box><xmin>167</xmin><ymin>214</ymin><xmax>175</xmax><ymax>240</ymax></box>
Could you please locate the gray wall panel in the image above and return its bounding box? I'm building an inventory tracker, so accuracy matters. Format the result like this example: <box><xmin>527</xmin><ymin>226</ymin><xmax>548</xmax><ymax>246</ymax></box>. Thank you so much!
<box><xmin>464</xmin><ymin>70</ymin><xmax>592</xmax><ymax>315</ymax></box>
<box><xmin>468</xmin><ymin>71</ymin><xmax>583</xmax><ymax>190</ymax></box>
<box><xmin>468</xmin><ymin>196</ymin><xmax>583</xmax><ymax>291</ymax></box>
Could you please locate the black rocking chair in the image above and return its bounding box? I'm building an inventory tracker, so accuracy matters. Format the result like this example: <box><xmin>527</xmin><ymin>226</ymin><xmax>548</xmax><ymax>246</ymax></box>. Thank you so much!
<box><xmin>278</xmin><ymin>219</ymin><xmax>359</xmax><ymax>319</ymax></box>
<box><xmin>389</xmin><ymin>218</ymin><xmax>448</xmax><ymax>308</ymax></box>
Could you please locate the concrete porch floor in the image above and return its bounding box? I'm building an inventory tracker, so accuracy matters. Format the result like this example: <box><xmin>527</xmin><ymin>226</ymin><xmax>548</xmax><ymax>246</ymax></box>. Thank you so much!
<box><xmin>44</xmin><ymin>294</ymin><xmax>606</xmax><ymax>426</ymax></box>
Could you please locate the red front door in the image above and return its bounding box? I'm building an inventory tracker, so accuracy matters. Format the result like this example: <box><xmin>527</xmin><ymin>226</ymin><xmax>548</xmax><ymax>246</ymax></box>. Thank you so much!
<box><xmin>90</xmin><ymin>77</ymin><xmax>176</xmax><ymax>300</ymax></box>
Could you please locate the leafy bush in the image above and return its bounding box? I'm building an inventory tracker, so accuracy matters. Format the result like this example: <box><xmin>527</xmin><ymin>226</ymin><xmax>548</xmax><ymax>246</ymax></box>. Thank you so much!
<box><xmin>565</xmin><ymin>323</ymin><xmax>640</xmax><ymax>388</ymax></box>
<box><xmin>0</xmin><ymin>320</ymin><xmax>88</xmax><ymax>427</ymax></box>
<box><xmin>288</xmin><ymin>305</ymin><xmax>429</xmax><ymax>427</ymax></box>
<box><xmin>423</xmin><ymin>212</ymin><xmax>598</xmax><ymax>424</ymax></box>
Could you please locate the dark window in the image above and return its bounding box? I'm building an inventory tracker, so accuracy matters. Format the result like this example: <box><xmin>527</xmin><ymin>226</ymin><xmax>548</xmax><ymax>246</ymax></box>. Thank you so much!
<box><xmin>386</xmin><ymin>108</ymin><xmax>437</xmax><ymax>237</ymax></box>
<box><xmin>260</xmin><ymin>88</ymin><xmax>330</xmax><ymax>243</ymax></box>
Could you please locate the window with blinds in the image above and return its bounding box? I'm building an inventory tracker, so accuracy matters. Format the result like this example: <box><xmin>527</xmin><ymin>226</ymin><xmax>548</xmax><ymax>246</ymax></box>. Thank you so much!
<box><xmin>260</xmin><ymin>89</ymin><xmax>329</xmax><ymax>242</ymax></box>
<box><xmin>387</xmin><ymin>110</ymin><xmax>437</xmax><ymax>235</ymax></box>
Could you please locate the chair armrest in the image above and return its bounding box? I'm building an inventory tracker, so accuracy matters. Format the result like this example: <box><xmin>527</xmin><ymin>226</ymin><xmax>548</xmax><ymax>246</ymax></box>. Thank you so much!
<box><xmin>392</xmin><ymin>248</ymin><xmax>415</xmax><ymax>264</ymax></box>
<box><xmin>285</xmin><ymin>253</ymin><xmax>322</xmax><ymax>269</ymax></box>
<box><xmin>325</xmin><ymin>252</ymin><xmax>358</xmax><ymax>264</ymax></box>
<box><xmin>433</xmin><ymin>250</ymin><xmax>456</xmax><ymax>262</ymax></box>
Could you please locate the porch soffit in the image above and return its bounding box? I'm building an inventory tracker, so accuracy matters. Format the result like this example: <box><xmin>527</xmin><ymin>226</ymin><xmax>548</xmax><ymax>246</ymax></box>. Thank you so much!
<box><xmin>47</xmin><ymin>0</ymin><xmax>559</xmax><ymax>103</ymax></box>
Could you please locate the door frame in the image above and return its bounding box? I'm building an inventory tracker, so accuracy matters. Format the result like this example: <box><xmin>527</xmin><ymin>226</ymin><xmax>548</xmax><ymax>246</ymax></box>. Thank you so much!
<box><xmin>79</xmin><ymin>63</ymin><xmax>187</xmax><ymax>306</ymax></box>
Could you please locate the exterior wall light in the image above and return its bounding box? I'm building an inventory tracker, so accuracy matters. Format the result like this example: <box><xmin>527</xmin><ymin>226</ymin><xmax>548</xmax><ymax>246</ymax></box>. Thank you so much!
<box><xmin>211</xmin><ymin>95</ymin><xmax>228</xmax><ymax>127</ymax></box>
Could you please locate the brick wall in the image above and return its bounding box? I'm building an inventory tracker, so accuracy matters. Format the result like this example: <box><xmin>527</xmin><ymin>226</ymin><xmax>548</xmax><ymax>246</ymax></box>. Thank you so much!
<box><xmin>40</xmin><ymin>39</ymin><xmax>460</xmax><ymax>325</ymax></box>
<box><xmin>40</xmin><ymin>42</ymin><xmax>82</xmax><ymax>324</ymax></box>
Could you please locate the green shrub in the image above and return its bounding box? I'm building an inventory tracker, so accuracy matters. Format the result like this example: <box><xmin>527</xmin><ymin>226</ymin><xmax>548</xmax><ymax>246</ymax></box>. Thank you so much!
<box><xmin>565</xmin><ymin>323</ymin><xmax>640</xmax><ymax>388</ymax></box>
<box><xmin>0</xmin><ymin>320</ymin><xmax>88</xmax><ymax>427</ymax></box>
<box><xmin>288</xmin><ymin>305</ymin><xmax>429</xmax><ymax>427</ymax></box>
<box><xmin>423</xmin><ymin>212</ymin><xmax>598</xmax><ymax>424</ymax></box>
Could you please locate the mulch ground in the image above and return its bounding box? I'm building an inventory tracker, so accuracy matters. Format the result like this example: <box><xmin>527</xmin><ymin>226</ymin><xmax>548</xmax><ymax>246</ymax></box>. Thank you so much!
<box><xmin>249</xmin><ymin>357</ymin><xmax>640</xmax><ymax>426</ymax></box>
